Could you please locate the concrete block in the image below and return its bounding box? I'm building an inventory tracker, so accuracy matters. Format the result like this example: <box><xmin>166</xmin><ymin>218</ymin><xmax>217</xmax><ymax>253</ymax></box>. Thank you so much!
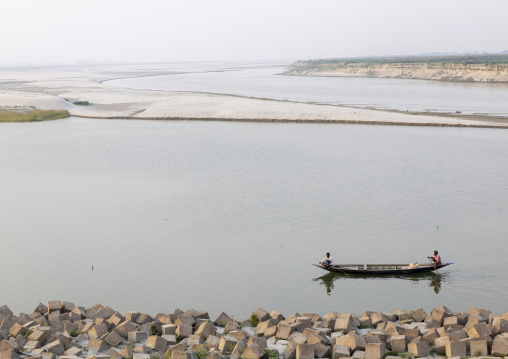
<box><xmin>187</xmin><ymin>334</ymin><xmax>204</xmax><ymax>347</ymax></box>
<box><xmin>290</xmin><ymin>332</ymin><xmax>308</xmax><ymax>346</ymax></box>
<box><xmin>218</xmin><ymin>335</ymin><xmax>238</xmax><ymax>354</ymax></box>
<box><xmin>251</xmin><ymin>308</ymin><xmax>270</xmax><ymax>323</ymax></box>
<box><xmin>434</xmin><ymin>336</ymin><xmax>448</xmax><ymax>354</ymax></box>
<box><xmin>277</xmin><ymin>324</ymin><xmax>295</xmax><ymax>340</ymax></box>
<box><xmin>86</xmin><ymin>338</ymin><xmax>109</xmax><ymax>354</ymax></box>
<box><xmin>174</xmin><ymin>314</ymin><xmax>195</xmax><ymax>327</ymax></box>
<box><xmin>23</xmin><ymin>340</ymin><xmax>42</xmax><ymax>352</ymax></box>
<box><xmin>443</xmin><ymin>317</ymin><xmax>459</xmax><ymax>330</ymax></box>
<box><xmin>204</xmin><ymin>335</ymin><xmax>220</xmax><ymax>350</ymax></box>
<box><xmin>161</xmin><ymin>334</ymin><xmax>176</xmax><ymax>346</ymax></box>
<box><xmin>105</xmin><ymin>330</ymin><xmax>123</xmax><ymax>347</ymax></box>
<box><xmin>470</xmin><ymin>339</ymin><xmax>488</xmax><ymax>356</ymax></box>
<box><xmin>60</xmin><ymin>302</ymin><xmax>75</xmax><ymax>313</ymax></box>
<box><xmin>106</xmin><ymin>348</ymin><xmax>122</xmax><ymax>359</ymax></box>
<box><xmin>64</xmin><ymin>346</ymin><xmax>83</xmax><ymax>357</ymax></box>
<box><xmin>256</xmin><ymin>319</ymin><xmax>278</xmax><ymax>336</ymax></box>
<box><xmin>247</xmin><ymin>337</ymin><xmax>268</xmax><ymax>350</ymax></box>
<box><xmin>118</xmin><ymin>346</ymin><xmax>133</xmax><ymax>359</ymax></box>
<box><xmin>214</xmin><ymin>312</ymin><xmax>232</xmax><ymax>327</ymax></box>
<box><xmin>467</xmin><ymin>323</ymin><xmax>492</xmax><ymax>338</ymax></box>
<box><xmin>364</xmin><ymin>343</ymin><xmax>386</xmax><ymax>359</ymax></box>
<box><xmin>404</xmin><ymin>328</ymin><xmax>422</xmax><ymax>342</ymax></box>
<box><xmin>492</xmin><ymin>318</ymin><xmax>508</xmax><ymax>335</ymax></box>
<box><xmin>27</xmin><ymin>330</ymin><xmax>48</xmax><ymax>345</ymax></box>
<box><xmin>491</xmin><ymin>335</ymin><xmax>508</xmax><ymax>357</ymax></box>
<box><xmin>224</xmin><ymin>321</ymin><xmax>240</xmax><ymax>333</ymax></box>
<box><xmin>332</xmin><ymin>345</ymin><xmax>350</xmax><ymax>359</ymax></box>
<box><xmin>170</xmin><ymin>352</ymin><xmax>190</xmax><ymax>359</ymax></box>
<box><xmin>445</xmin><ymin>340</ymin><xmax>466</xmax><ymax>358</ymax></box>
<box><xmin>46</xmin><ymin>340</ymin><xmax>64</xmax><ymax>355</ymax></box>
<box><xmin>132</xmin><ymin>345</ymin><xmax>149</xmax><ymax>353</ymax></box>
<box><xmin>390</xmin><ymin>335</ymin><xmax>406</xmax><ymax>353</ymax></box>
<box><xmin>242</xmin><ymin>342</ymin><xmax>265</xmax><ymax>359</ymax></box>
<box><xmin>229</xmin><ymin>330</ymin><xmax>247</xmax><ymax>341</ymax></box>
<box><xmin>283</xmin><ymin>343</ymin><xmax>296</xmax><ymax>359</ymax></box>
<box><xmin>296</xmin><ymin>343</ymin><xmax>315</xmax><ymax>359</ymax></box>
<box><xmin>47</xmin><ymin>301</ymin><xmax>61</xmax><ymax>315</ymax></box>
<box><xmin>449</xmin><ymin>330</ymin><xmax>467</xmax><ymax>341</ymax></box>
<box><xmin>115</xmin><ymin>320</ymin><xmax>136</xmax><ymax>339</ymax></box>
<box><xmin>176</xmin><ymin>323</ymin><xmax>192</xmax><ymax>339</ymax></box>
<box><xmin>352</xmin><ymin>350</ymin><xmax>365</xmax><ymax>359</ymax></box>
<box><xmin>230</xmin><ymin>339</ymin><xmax>247</xmax><ymax>359</ymax></box>
<box><xmin>135</xmin><ymin>314</ymin><xmax>153</xmax><ymax>325</ymax></box>
<box><xmin>146</xmin><ymin>335</ymin><xmax>167</xmax><ymax>352</ymax></box>
<box><xmin>411</xmin><ymin>308</ymin><xmax>427</xmax><ymax>323</ymax></box>
<box><xmin>314</xmin><ymin>342</ymin><xmax>330</xmax><ymax>358</ymax></box>
<box><xmin>421</xmin><ymin>328</ymin><xmax>437</xmax><ymax>344</ymax></box>
<box><xmin>133</xmin><ymin>355</ymin><xmax>151</xmax><ymax>359</ymax></box>
<box><xmin>345</xmin><ymin>334</ymin><xmax>366</xmax><ymax>351</ymax></box>
<box><xmin>334</xmin><ymin>314</ymin><xmax>353</xmax><ymax>333</ymax></box>
<box><xmin>195</xmin><ymin>322</ymin><xmax>216</xmax><ymax>340</ymax></box>
<box><xmin>127</xmin><ymin>331</ymin><xmax>148</xmax><ymax>343</ymax></box>
<box><xmin>125</xmin><ymin>312</ymin><xmax>140</xmax><ymax>323</ymax></box>
<box><xmin>161</xmin><ymin>324</ymin><xmax>176</xmax><ymax>335</ymax></box>
<box><xmin>0</xmin><ymin>352</ymin><xmax>19</xmax><ymax>359</ymax></box>
<box><xmin>407</xmin><ymin>341</ymin><xmax>429</xmax><ymax>357</ymax></box>
<box><xmin>89</xmin><ymin>324</ymin><xmax>108</xmax><ymax>339</ymax></box>
<box><xmin>370</xmin><ymin>313</ymin><xmax>387</xmax><ymax>327</ymax></box>
<box><xmin>8</xmin><ymin>324</ymin><xmax>26</xmax><ymax>338</ymax></box>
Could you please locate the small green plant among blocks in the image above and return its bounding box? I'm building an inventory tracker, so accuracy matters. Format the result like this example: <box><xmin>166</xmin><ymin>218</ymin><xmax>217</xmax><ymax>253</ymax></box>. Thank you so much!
<box><xmin>151</xmin><ymin>324</ymin><xmax>162</xmax><ymax>336</ymax></box>
<box><xmin>24</xmin><ymin>330</ymin><xmax>33</xmax><ymax>338</ymax></box>
<box><xmin>193</xmin><ymin>345</ymin><xmax>207</xmax><ymax>359</ymax></box>
<box><xmin>250</xmin><ymin>314</ymin><xmax>260</xmax><ymax>327</ymax></box>
<box><xmin>68</xmin><ymin>329</ymin><xmax>78</xmax><ymax>337</ymax></box>
<box><xmin>263</xmin><ymin>349</ymin><xmax>279</xmax><ymax>359</ymax></box>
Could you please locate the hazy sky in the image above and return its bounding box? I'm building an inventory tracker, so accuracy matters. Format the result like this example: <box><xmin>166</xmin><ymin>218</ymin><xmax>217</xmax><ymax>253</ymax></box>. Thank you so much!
<box><xmin>2</xmin><ymin>0</ymin><xmax>507</xmax><ymax>64</ymax></box>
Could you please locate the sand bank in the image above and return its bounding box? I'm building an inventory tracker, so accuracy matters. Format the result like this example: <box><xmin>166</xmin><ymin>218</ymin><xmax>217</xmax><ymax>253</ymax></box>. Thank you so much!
<box><xmin>0</xmin><ymin>64</ymin><xmax>507</xmax><ymax>128</ymax></box>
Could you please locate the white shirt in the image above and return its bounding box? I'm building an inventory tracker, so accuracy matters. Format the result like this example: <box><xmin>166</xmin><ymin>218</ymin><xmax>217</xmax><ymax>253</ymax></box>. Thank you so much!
<box><xmin>322</xmin><ymin>256</ymin><xmax>334</xmax><ymax>265</ymax></box>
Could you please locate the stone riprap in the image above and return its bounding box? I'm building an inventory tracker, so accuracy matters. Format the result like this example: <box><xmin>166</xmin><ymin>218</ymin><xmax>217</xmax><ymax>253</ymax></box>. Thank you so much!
<box><xmin>1</xmin><ymin>304</ymin><xmax>508</xmax><ymax>359</ymax></box>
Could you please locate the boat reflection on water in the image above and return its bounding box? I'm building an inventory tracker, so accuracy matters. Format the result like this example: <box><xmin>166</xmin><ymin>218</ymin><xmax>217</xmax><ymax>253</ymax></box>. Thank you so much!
<box><xmin>313</xmin><ymin>272</ymin><xmax>448</xmax><ymax>295</ymax></box>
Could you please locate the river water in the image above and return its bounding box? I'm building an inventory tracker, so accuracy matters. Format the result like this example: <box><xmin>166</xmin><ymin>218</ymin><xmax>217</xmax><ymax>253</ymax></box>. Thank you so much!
<box><xmin>1</xmin><ymin>117</ymin><xmax>507</xmax><ymax>318</ymax></box>
<box><xmin>107</xmin><ymin>64</ymin><xmax>508</xmax><ymax>117</ymax></box>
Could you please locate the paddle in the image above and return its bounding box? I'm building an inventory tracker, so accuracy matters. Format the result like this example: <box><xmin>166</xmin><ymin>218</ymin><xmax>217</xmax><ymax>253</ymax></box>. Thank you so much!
<box><xmin>428</xmin><ymin>257</ymin><xmax>439</xmax><ymax>274</ymax></box>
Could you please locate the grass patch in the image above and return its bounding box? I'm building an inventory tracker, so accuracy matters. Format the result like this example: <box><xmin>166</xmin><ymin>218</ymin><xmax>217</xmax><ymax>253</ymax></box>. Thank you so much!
<box><xmin>0</xmin><ymin>109</ymin><xmax>70</xmax><ymax>122</ymax></box>
<box><xmin>73</xmin><ymin>100</ymin><xmax>91</xmax><ymax>106</ymax></box>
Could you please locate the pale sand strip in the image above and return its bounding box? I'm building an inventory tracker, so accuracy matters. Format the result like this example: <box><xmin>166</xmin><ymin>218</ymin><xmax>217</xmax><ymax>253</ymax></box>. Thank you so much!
<box><xmin>0</xmin><ymin>65</ymin><xmax>507</xmax><ymax>128</ymax></box>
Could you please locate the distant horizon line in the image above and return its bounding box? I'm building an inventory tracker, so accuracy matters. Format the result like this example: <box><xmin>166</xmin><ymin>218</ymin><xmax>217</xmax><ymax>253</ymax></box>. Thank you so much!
<box><xmin>2</xmin><ymin>51</ymin><xmax>508</xmax><ymax>69</ymax></box>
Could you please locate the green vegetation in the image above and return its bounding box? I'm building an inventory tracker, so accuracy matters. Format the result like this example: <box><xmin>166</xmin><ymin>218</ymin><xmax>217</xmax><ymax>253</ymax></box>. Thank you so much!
<box><xmin>263</xmin><ymin>349</ymin><xmax>279</xmax><ymax>359</ymax></box>
<box><xmin>24</xmin><ymin>330</ymin><xmax>33</xmax><ymax>338</ymax></box>
<box><xmin>193</xmin><ymin>345</ymin><xmax>207</xmax><ymax>359</ymax></box>
<box><xmin>151</xmin><ymin>324</ymin><xmax>162</xmax><ymax>336</ymax></box>
<box><xmin>383</xmin><ymin>351</ymin><xmax>398</xmax><ymax>359</ymax></box>
<box><xmin>68</xmin><ymin>329</ymin><xmax>78</xmax><ymax>337</ymax></box>
<box><xmin>250</xmin><ymin>314</ymin><xmax>260</xmax><ymax>327</ymax></box>
<box><xmin>73</xmin><ymin>100</ymin><xmax>91</xmax><ymax>106</ymax></box>
<box><xmin>0</xmin><ymin>109</ymin><xmax>69</xmax><ymax>122</ymax></box>
<box><xmin>295</xmin><ymin>54</ymin><xmax>508</xmax><ymax>68</ymax></box>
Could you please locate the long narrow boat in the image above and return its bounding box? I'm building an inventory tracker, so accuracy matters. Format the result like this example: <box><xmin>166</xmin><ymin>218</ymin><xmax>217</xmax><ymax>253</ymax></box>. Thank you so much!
<box><xmin>314</xmin><ymin>262</ymin><xmax>452</xmax><ymax>275</ymax></box>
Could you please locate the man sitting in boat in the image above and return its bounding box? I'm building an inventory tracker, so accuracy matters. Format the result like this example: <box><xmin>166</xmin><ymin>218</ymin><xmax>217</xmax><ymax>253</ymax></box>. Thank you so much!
<box><xmin>428</xmin><ymin>250</ymin><xmax>442</xmax><ymax>265</ymax></box>
<box><xmin>320</xmin><ymin>253</ymin><xmax>334</xmax><ymax>267</ymax></box>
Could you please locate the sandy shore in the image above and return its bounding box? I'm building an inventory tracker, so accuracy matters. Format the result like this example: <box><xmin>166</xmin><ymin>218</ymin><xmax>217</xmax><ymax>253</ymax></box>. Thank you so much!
<box><xmin>0</xmin><ymin>64</ymin><xmax>507</xmax><ymax>128</ymax></box>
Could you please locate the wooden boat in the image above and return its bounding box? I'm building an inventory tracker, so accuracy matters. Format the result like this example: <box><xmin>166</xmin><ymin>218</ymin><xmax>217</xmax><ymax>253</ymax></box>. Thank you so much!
<box><xmin>314</xmin><ymin>262</ymin><xmax>452</xmax><ymax>275</ymax></box>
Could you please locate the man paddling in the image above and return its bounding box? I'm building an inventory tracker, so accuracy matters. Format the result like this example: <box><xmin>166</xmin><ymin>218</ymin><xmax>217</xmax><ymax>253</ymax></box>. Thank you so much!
<box><xmin>428</xmin><ymin>250</ymin><xmax>441</xmax><ymax>265</ymax></box>
<box><xmin>320</xmin><ymin>252</ymin><xmax>334</xmax><ymax>267</ymax></box>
